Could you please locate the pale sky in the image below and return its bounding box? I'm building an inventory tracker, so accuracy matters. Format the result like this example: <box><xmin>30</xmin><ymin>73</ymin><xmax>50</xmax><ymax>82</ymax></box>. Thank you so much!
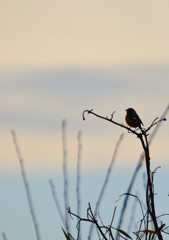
<box><xmin>1</xmin><ymin>0</ymin><xmax>169</xmax><ymax>69</ymax></box>
<box><xmin>0</xmin><ymin>67</ymin><xmax>168</xmax><ymax>173</ymax></box>
<box><xmin>1</xmin><ymin>0</ymin><xmax>169</xmax><ymax>172</ymax></box>
<box><xmin>1</xmin><ymin>2</ymin><xmax>169</xmax><ymax>240</ymax></box>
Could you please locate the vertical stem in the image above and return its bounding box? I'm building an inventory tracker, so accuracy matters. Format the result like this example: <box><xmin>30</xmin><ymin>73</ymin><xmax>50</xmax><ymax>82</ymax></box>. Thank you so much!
<box><xmin>2</xmin><ymin>232</ymin><xmax>8</xmax><ymax>240</ymax></box>
<box><xmin>88</xmin><ymin>134</ymin><xmax>124</xmax><ymax>240</ymax></box>
<box><xmin>49</xmin><ymin>179</ymin><xmax>65</xmax><ymax>225</ymax></box>
<box><xmin>62</xmin><ymin>120</ymin><xmax>70</xmax><ymax>233</ymax></box>
<box><xmin>11</xmin><ymin>130</ymin><xmax>41</xmax><ymax>240</ymax></box>
<box><xmin>116</xmin><ymin>104</ymin><xmax>169</xmax><ymax>240</ymax></box>
<box><xmin>76</xmin><ymin>131</ymin><xmax>82</xmax><ymax>239</ymax></box>
<box><xmin>139</xmin><ymin>131</ymin><xmax>163</xmax><ymax>240</ymax></box>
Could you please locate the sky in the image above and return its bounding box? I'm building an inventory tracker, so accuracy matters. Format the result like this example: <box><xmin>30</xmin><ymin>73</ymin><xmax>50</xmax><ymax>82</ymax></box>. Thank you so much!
<box><xmin>0</xmin><ymin>1</ymin><xmax>169</xmax><ymax>240</ymax></box>
<box><xmin>1</xmin><ymin>0</ymin><xmax>169</xmax><ymax>69</ymax></box>
<box><xmin>0</xmin><ymin>67</ymin><xmax>169</xmax><ymax>174</ymax></box>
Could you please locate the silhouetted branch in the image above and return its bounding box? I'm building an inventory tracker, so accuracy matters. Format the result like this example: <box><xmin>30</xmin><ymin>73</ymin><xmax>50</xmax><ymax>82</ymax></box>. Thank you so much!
<box><xmin>82</xmin><ymin>109</ymin><xmax>137</xmax><ymax>135</ymax></box>
<box><xmin>116</xmin><ymin>104</ymin><xmax>169</xmax><ymax>238</ymax></box>
<box><xmin>82</xmin><ymin>104</ymin><xmax>169</xmax><ymax>240</ymax></box>
<box><xmin>118</xmin><ymin>193</ymin><xmax>146</xmax><ymax>229</ymax></box>
<box><xmin>68</xmin><ymin>204</ymin><xmax>108</xmax><ymax>240</ymax></box>
<box><xmin>69</xmin><ymin>203</ymin><xmax>133</xmax><ymax>240</ymax></box>
<box><xmin>110</xmin><ymin>206</ymin><xmax>117</xmax><ymax>228</ymax></box>
<box><xmin>82</xmin><ymin>109</ymin><xmax>166</xmax><ymax>139</ymax></box>
<box><xmin>140</xmin><ymin>129</ymin><xmax>163</xmax><ymax>239</ymax></box>
<box><xmin>145</xmin><ymin>117</ymin><xmax>166</xmax><ymax>133</ymax></box>
<box><xmin>82</xmin><ymin>109</ymin><xmax>167</xmax><ymax>138</ymax></box>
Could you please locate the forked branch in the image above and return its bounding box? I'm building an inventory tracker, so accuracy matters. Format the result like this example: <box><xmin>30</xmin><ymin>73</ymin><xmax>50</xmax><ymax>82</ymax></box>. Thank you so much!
<box><xmin>82</xmin><ymin>109</ymin><xmax>167</xmax><ymax>240</ymax></box>
<box><xmin>82</xmin><ymin>109</ymin><xmax>166</xmax><ymax>137</ymax></box>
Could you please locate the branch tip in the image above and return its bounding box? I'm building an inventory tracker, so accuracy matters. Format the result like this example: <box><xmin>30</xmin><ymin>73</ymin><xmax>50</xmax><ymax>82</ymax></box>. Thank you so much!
<box><xmin>111</xmin><ymin>111</ymin><xmax>115</xmax><ymax>120</ymax></box>
<box><xmin>82</xmin><ymin>109</ymin><xmax>93</xmax><ymax>121</ymax></box>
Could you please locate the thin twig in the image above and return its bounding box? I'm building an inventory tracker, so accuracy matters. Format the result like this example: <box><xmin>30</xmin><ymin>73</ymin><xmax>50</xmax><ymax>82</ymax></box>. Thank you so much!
<box><xmin>110</xmin><ymin>206</ymin><xmax>117</xmax><ymax>228</ymax></box>
<box><xmin>2</xmin><ymin>232</ymin><xmax>8</xmax><ymax>240</ymax></box>
<box><xmin>62</xmin><ymin>120</ymin><xmax>70</xmax><ymax>233</ymax></box>
<box><xmin>83</xmin><ymin>109</ymin><xmax>137</xmax><ymax>135</ymax></box>
<box><xmin>88</xmin><ymin>134</ymin><xmax>124</xmax><ymax>240</ymax></box>
<box><xmin>11</xmin><ymin>130</ymin><xmax>41</xmax><ymax>240</ymax></box>
<box><xmin>83</xmin><ymin>104</ymin><xmax>169</xmax><ymax>240</ymax></box>
<box><xmin>115</xmin><ymin>103</ymin><xmax>169</xmax><ymax>239</ymax></box>
<box><xmin>82</xmin><ymin>109</ymin><xmax>167</xmax><ymax>137</ymax></box>
<box><xmin>69</xmin><ymin>205</ymin><xmax>109</xmax><ymax>239</ymax></box>
<box><xmin>49</xmin><ymin>179</ymin><xmax>65</xmax><ymax>225</ymax></box>
<box><xmin>76</xmin><ymin>131</ymin><xmax>82</xmax><ymax>240</ymax></box>
<box><xmin>127</xmin><ymin>191</ymin><xmax>138</xmax><ymax>235</ymax></box>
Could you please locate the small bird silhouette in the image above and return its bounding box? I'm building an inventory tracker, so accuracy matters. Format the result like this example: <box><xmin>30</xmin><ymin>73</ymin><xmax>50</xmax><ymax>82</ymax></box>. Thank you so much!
<box><xmin>125</xmin><ymin>108</ymin><xmax>143</xmax><ymax>128</ymax></box>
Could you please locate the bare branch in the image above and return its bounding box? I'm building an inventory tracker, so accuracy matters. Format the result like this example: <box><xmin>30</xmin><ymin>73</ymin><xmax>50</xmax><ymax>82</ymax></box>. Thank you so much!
<box><xmin>82</xmin><ymin>105</ymin><xmax>169</xmax><ymax>240</ymax></box>
<box><xmin>76</xmin><ymin>131</ymin><xmax>82</xmax><ymax>240</ymax></box>
<box><xmin>88</xmin><ymin>133</ymin><xmax>124</xmax><ymax>239</ymax></box>
<box><xmin>82</xmin><ymin>109</ymin><xmax>138</xmax><ymax>135</ymax></box>
<box><xmin>68</xmin><ymin>204</ymin><xmax>108</xmax><ymax>240</ymax></box>
<box><xmin>145</xmin><ymin>117</ymin><xmax>166</xmax><ymax>133</ymax></box>
<box><xmin>49</xmin><ymin>179</ymin><xmax>65</xmax><ymax>225</ymax></box>
<box><xmin>62</xmin><ymin>120</ymin><xmax>70</xmax><ymax>233</ymax></box>
<box><xmin>11</xmin><ymin>130</ymin><xmax>41</xmax><ymax>240</ymax></box>
<box><xmin>2</xmin><ymin>232</ymin><xmax>8</xmax><ymax>240</ymax></box>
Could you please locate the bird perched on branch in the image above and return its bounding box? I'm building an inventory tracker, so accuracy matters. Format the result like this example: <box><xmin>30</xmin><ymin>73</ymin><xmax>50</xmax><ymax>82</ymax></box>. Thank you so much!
<box><xmin>125</xmin><ymin>108</ymin><xmax>143</xmax><ymax>128</ymax></box>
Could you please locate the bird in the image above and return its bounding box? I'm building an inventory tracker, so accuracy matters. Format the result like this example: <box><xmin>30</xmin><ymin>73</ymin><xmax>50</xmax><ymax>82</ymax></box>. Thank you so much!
<box><xmin>125</xmin><ymin>108</ymin><xmax>143</xmax><ymax>128</ymax></box>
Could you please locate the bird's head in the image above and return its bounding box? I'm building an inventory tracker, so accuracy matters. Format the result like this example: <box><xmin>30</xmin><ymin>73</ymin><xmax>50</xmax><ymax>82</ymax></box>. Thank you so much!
<box><xmin>125</xmin><ymin>108</ymin><xmax>136</xmax><ymax>114</ymax></box>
